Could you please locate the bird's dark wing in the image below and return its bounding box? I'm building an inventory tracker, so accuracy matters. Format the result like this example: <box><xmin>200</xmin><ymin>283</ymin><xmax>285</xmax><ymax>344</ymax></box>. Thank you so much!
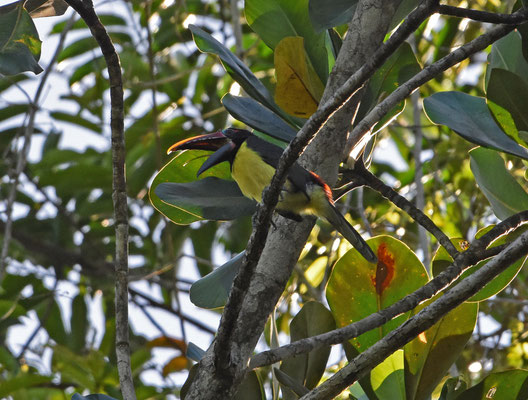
<box><xmin>246</xmin><ymin>135</ymin><xmax>315</xmax><ymax>197</ymax></box>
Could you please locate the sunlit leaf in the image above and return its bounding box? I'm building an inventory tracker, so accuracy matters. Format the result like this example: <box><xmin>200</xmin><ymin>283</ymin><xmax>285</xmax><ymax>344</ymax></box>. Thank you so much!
<box><xmin>0</xmin><ymin>5</ymin><xmax>42</xmax><ymax>75</ymax></box>
<box><xmin>371</xmin><ymin>350</ymin><xmax>405</xmax><ymax>400</ymax></box>
<box><xmin>457</xmin><ymin>370</ymin><xmax>528</xmax><ymax>399</ymax></box>
<box><xmin>274</xmin><ymin>36</ymin><xmax>324</xmax><ymax>118</ymax></box>
<box><xmin>245</xmin><ymin>0</ymin><xmax>328</xmax><ymax>82</ymax></box>
<box><xmin>405</xmin><ymin>297</ymin><xmax>478</xmax><ymax>400</ymax></box>
<box><xmin>486</xmin><ymin>30</ymin><xmax>528</xmax><ymax>88</ymax></box>
<box><xmin>487</xmin><ymin>68</ymin><xmax>528</xmax><ymax>133</ymax></box>
<box><xmin>326</xmin><ymin>236</ymin><xmax>428</xmax><ymax>352</ymax></box>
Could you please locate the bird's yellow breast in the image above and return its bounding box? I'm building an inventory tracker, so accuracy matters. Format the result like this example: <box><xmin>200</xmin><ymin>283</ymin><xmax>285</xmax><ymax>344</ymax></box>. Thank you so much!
<box><xmin>232</xmin><ymin>142</ymin><xmax>275</xmax><ymax>202</ymax></box>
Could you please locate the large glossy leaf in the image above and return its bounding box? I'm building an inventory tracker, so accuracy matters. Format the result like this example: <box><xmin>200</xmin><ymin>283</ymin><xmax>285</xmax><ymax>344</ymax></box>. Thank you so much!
<box><xmin>190</xmin><ymin>252</ymin><xmax>244</xmax><ymax>309</ymax></box>
<box><xmin>0</xmin><ymin>5</ymin><xmax>42</xmax><ymax>75</ymax></box>
<box><xmin>149</xmin><ymin>148</ymin><xmax>234</xmax><ymax>224</ymax></box>
<box><xmin>469</xmin><ymin>147</ymin><xmax>528</xmax><ymax>220</ymax></box>
<box><xmin>423</xmin><ymin>92</ymin><xmax>528</xmax><ymax>160</ymax></box>
<box><xmin>274</xmin><ymin>36</ymin><xmax>324</xmax><ymax>118</ymax></box>
<box><xmin>487</xmin><ymin>68</ymin><xmax>528</xmax><ymax>133</ymax></box>
<box><xmin>245</xmin><ymin>0</ymin><xmax>329</xmax><ymax>83</ymax></box>
<box><xmin>308</xmin><ymin>0</ymin><xmax>357</xmax><ymax>32</ymax></box>
<box><xmin>280</xmin><ymin>301</ymin><xmax>335</xmax><ymax>398</ymax></box>
<box><xmin>326</xmin><ymin>236</ymin><xmax>428</xmax><ymax>353</ymax></box>
<box><xmin>221</xmin><ymin>94</ymin><xmax>297</xmax><ymax>142</ymax></box>
<box><xmin>370</xmin><ymin>350</ymin><xmax>405</xmax><ymax>400</ymax></box>
<box><xmin>405</xmin><ymin>297</ymin><xmax>477</xmax><ymax>400</ymax></box>
<box><xmin>457</xmin><ymin>370</ymin><xmax>528</xmax><ymax>399</ymax></box>
<box><xmin>189</xmin><ymin>24</ymin><xmax>281</xmax><ymax>116</ymax></box>
<box><xmin>155</xmin><ymin>179</ymin><xmax>256</xmax><ymax>221</ymax></box>
<box><xmin>485</xmin><ymin>30</ymin><xmax>528</xmax><ymax>88</ymax></box>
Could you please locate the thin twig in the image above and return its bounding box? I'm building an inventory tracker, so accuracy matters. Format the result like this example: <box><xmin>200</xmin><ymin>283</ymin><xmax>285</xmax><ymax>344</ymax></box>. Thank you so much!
<box><xmin>438</xmin><ymin>5</ymin><xmax>528</xmax><ymax>24</ymax></box>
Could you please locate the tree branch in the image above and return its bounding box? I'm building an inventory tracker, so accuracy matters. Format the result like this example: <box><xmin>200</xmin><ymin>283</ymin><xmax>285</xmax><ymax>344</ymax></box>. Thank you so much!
<box><xmin>301</xmin><ymin>230</ymin><xmax>528</xmax><ymax>399</ymax></box>
<box><xmin>62</xmin><ymin>0</ymin><xmax>132</xmax><ymax>398</ymax></box>
<box><xmin>346</xmin><ymin>10</ymin><xmax>528</xmax><ymax>154</ymax></box>
<box><xmin>348</xmin><ymin>161</ymin><xmax>458</xmax><ymax>258</ymax></box>
<box><xmin>249</xmin><ymin>211</ymin><xmax>528</xmax><ymax>369</ymax></box>
<box><xmin>438</xmin><ymin>5</ymin><xmax>528</xmax><ymax>24</ymax></box>
<box><xmin>209</xmin><ymin>0</ymin><xmax>440</xmax><ymax>381</ymax></box>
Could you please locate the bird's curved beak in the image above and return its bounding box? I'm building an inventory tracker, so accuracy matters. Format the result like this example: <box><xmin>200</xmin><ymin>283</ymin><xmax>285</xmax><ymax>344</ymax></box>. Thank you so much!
<box><xmin>167</xmin><ymin>131</ymin><xmax>236</xmax><ymax>177</ymax></box>
<box><xmin>167</xmin><ymin>131</ymin><xmax>229</xmax><ymax>154</ymax></box>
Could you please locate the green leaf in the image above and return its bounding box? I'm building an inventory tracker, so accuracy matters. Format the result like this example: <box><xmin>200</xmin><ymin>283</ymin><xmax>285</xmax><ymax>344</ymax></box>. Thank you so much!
<box><xmin>404</xmin><ymin>297</ymin><xmax>477</xmax><ymax>400</ymax></box>
<box><xmin>150</xmin><ymin>147</ymin><xmax>233</xmax><ymax>224</ymax></box>
<box><xmin>71</xmin><ymin>394</ymin><xmax>119</xmax><ymax>400</ymax></box>
<box><xmin>189</xmin><ymin>24</ymin><xmax>281</xmax><ymax>117</ymax></box>
<box><xmin>235</xmin><ymin>370</ymin><xmax>264</xmax><ymax>400</ymax></box>
<box><xmin>155</xmin><ymin>178</ymin><xmax>257</xmax><ymax>221</ymax></box>
<box><xmin>50</xmin><ymin>111</ymin><xmax>101</xmax><ymax>133</ymax></box>
<box><xmin>245</xmin><ymin>0</ymin><xmax>329</xmax><ymax>83</ymax></box>
<box><xmin>486</xmin><ymin>30</ymin><xmax>528</xmax><ymax>88</ymax></box>
<box><xmin>280</xmin><ymin>301</ymin><xmax>335</xmax><ymax>398</ymax></box>
<box><xmin>370</xmin><ymin>349</ymin><xmax>405</xmax><ymax>400</ymax></box>
<box><xmin>0</xmin><ymin>373</ymin><xmax>52</xmax><ymax>398</ymax></box>
<box><xmin>222</xmin><ymin>94</ymin><xmax>298</xmax><ymax>142</ymax></box>
<box><xmin>35</xmin><ymin>298</ymin><xmax>69</xmax><ymax>346</ymax></box>
<box><xmin>469</xmin><ymin>147</ymin><xmax>528</xmax><ymax>219</ymax></box>
<box><xmin>0</xmin><ymin>5</ymin><xmax>42</xmax><ymax>75</ymax></box>
<box><xmin>190</xmin><ymin>252</ymin><xmax>244</xmax><ymax>309</ymax></box>
<box><xmin>308</xmin><ymin>0</ymin><xmax>357</xmax><ymax>32</ymax></box>
<box><xmin>439</xmin><ymin>377</ymin><xmax>467</xmax><ymax>400</ymax></box>
<box><xmin>52</xmin><ymin>345</ymin><xmax>96</xmax><ymax>390</ymax></box>
<box><xmin>423</xmin><ymin>91</ymin><xmax>528</xmax><ymax>160</ymax></box>
<box><xmin>487</xmin><ymin>68</ymin><xmax>528</xmax><ymax>133</ymax></box>
<box><xmin>326</xmin><ymin>236</ymin><xmax>429</xmax><ymax>353</ymax></box>
<box><xmin>70</xmin><ymin>294</ymin><xmax>88</xmax><ymax>351</ymax></box>
<box><xmin>457</xmin><ymin>370</ymin><xmax>528</xmax><ymax>399</ymax></box>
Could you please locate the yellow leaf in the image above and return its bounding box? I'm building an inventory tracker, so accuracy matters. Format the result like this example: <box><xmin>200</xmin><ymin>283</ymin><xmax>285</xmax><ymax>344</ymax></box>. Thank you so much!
<box><xmin>147</xmin><ymin>336</ymin><xmax>186</xmax><ymax>352</ymax></box>
<box><xmin>274</xmin><ymin>36</ymin><xmax>324</xmax><ymax>118</ymax></box>
<box><xmin>162</xmin><ymin>355</ymin><xmax>189</xmax><ymax>376</ymax></box>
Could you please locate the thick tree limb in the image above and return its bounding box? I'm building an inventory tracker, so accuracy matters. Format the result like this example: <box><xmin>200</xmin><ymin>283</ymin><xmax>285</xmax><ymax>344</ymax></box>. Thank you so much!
<box><xmin>301</xmin><ymin>230</ymin><xmax>528</xmax><ymax>399</ymax></box>
<box><xmin>249</xmin><ymin>211</ymin><xmax>528</xmax><ymax>369</ymax></box>
<box><xmin>62</xmin><ymin>1</ymin><xmax>132</xmax><ymax>399</ymax></box>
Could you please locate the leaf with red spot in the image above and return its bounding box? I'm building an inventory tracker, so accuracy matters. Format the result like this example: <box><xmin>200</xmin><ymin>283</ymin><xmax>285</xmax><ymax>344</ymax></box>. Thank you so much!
<box><xmin>326</xmin><ymin>235</ymin><xmax>428</xmax><ymax>353</ymax></box>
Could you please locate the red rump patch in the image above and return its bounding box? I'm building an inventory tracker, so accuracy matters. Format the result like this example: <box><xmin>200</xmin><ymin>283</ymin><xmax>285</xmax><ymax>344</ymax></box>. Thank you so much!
<box><xmin>308</xmin><ymin>171</ymin><xmax>334</xmax><ymax>203</ymax></box>
<box><xmin>375</xmin><ymin>242</ymin><xmax>395</xmax><ymax>295</ymax></box>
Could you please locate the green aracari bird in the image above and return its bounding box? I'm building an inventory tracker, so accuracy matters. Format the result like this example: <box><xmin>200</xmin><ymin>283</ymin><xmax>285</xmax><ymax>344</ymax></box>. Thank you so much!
<box><xmin>167</xmin><ymin>127</ymin><xmax>377</xmax><ymax>263</ymax></box>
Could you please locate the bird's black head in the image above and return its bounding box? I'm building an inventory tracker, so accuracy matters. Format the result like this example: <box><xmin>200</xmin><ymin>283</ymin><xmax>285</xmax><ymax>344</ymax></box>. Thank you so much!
<box><xmin>221</xmin><ymin>128</ymin><xmax>252</xmax><ymax>146</ymax></box>
<box><xmin>167</xmin><ymin>127</ymin><xmax>253</xmax><ymax>177</ymax></box>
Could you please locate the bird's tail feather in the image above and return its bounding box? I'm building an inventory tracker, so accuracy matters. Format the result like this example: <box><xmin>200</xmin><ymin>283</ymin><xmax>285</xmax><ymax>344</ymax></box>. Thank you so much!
<box><xmin>323</xmin><ymin>203</ymin><xmax>377</xmax><ymax>263</ymax></box>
